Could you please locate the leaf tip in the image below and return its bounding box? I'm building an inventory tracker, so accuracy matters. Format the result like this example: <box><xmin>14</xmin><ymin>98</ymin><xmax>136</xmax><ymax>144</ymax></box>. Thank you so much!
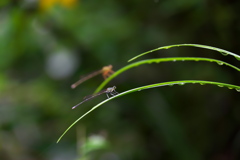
<box><xmin>56</xmin><ymin>139</ymin><xmax>60</xmax><ymax>143</ymax></box>
<box><xmin>127</xmin><ymin>58</ymin><xmax>134</xmax><ymax>62</ymax></box>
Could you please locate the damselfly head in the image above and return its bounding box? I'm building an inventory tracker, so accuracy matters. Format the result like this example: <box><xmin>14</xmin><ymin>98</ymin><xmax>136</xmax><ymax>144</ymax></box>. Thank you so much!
<box><xmin>102</xmin><ymin>65</ymin><xmax>113</xmax><ymax>71</ymax></box>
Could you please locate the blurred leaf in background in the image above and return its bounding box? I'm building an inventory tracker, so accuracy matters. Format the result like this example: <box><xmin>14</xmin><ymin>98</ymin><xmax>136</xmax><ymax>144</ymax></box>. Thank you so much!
<box><xmin>39</xmin><ymin>0</ymin><xmax>78</xmax><ymax>10</ymax></box>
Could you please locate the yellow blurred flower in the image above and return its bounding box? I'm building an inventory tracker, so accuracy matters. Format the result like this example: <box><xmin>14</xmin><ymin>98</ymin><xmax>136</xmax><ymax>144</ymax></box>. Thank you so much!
<box><xmin>39</xmin><ymin>0</ymin><xmax>78</xmax><ymax>10</ymax></box>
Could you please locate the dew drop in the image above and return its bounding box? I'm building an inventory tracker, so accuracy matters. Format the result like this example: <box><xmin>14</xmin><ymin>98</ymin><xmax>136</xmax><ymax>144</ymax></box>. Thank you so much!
<box><xmin>218</xmin><ymin>85</ymin><xmax>224</xmax><ymax>87</ymax></box>
<box><xmin>178</xmin><ymin>83</ymin><xmax>185</xmax><ymax>85</ymax></box>
<box><xmin>200</xmin><ymin>83</ymin><xmax>205</xmax><ymax>85</ymax></box>
<box><xmin>236</xmin><ymin>57</ymin><xmax>240</xmax><ymax>61</ymax></box>
<box><xmin>236</xmin><ymin>89</ymin><xmax>240</xmax><ymax>92</ymax></box>
<box><xmin>217</xmin><ymin>62</ymin><xmax>223</xmax><ymax>65</ymax></box>
<box><xmin>220</xmin><ymin>52</ymin><xmax>228</xmax><ymax>56</ymax></box>
<box><xmin>164</xmin><ymin>47</ymin><xmax>171</xmax><ymax>49</ymax></box>
<box><xmin>173</xmin><ymin>59</ymin><xmax>177</xmax><ymax>62</ymax></box>
<box><xmin>148</xmin><ymin>61</ymin><xmax>154</xmax><ymax>64</ymax></box>
<box><xmin>228</xmin><ymin>87</ymin><xmax>233</xmax><ymax>89</ymax></box>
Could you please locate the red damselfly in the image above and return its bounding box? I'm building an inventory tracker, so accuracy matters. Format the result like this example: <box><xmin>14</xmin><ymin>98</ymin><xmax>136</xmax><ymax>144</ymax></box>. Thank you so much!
<box><xmin>71</xmin><ymin>65</ymin><xmax>114</xmax><ymax>89</ymax></box>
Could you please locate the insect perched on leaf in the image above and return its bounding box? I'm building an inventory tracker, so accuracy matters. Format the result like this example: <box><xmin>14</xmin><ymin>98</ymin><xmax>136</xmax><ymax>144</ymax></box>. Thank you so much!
<box><xmin>72</xmin><ymin>86</ymin><xmax>118</xmax><ymax>109</ymax></box>
<box><xmin>71</xmin><ymin>65</ymin><xmax>114</xmax><ymax>89</ymax></box>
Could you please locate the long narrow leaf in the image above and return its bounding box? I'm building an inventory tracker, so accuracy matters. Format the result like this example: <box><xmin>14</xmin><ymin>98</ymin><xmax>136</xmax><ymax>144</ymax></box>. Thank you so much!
<box><xmin>128</xmin><ymin>44</ymin><xmax>240</xmax><ymax>62</ymax></box>
<box><xmin>57</xmin><ymin>80</ymin><xmax>240</xmax><ymax>143</ymax></box>
<box><xmin>95</xmin><ymin>57</ymin><xmax>240</xmax><ymax>93</ymax></box>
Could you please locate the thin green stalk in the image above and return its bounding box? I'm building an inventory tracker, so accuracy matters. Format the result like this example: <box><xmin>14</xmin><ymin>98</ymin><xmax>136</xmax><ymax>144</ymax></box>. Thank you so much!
<box><xmin>128</xmin><ymin>44</ymin><xmax>240</xmax><ymax>62</ymax></box>
<box><xmin>95</xmin><ymin>57</ymin><xmax>240</xmax><ymax>93</ymax></box>
<box><xmin>57</xmin><ymin>80</ymin><xmax>240</xmax><ymax>143</ymax></box>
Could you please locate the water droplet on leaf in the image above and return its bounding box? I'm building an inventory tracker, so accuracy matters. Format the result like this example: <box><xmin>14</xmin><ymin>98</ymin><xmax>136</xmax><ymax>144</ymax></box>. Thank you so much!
<box><xmin>236</xmin><ymin>57</ymin><xmax>240</xmax><ymax>61</ymax></box>
<box><xmin>220</xmin><ymin>52</ymin><xmax>228</xmax><ymax>56</ymax></box>
<box><xmin>178</xmin><ymin>83</ymin><xmax>185</xmax><ymax>85</ymax></box>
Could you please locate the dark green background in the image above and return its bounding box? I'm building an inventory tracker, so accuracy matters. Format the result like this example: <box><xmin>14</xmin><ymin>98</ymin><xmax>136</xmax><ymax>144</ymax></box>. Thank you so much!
<box><xmin>0</xmin><ymin>0</ymin><xmax>240</xmax><ymax>160</ymax></box>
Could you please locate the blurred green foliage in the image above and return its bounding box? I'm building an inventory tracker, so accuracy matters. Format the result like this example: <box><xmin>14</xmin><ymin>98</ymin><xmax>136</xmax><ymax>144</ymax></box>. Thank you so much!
<box><xmin>0</xmin><ymin>0</ymin><xmax>239</xmax><ymax>160</ymax></box>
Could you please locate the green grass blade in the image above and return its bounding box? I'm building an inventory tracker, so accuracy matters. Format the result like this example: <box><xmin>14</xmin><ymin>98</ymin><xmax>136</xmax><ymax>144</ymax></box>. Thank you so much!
<box><xmin>128</xmin><ymin>44</ymin><xmax>240</xmax><ymax>62</ymax></box>
<box><xmin>57</xmin><ymin>80</ymin><xmax>240</xmax><ymax>143</ymax></box>
<box><xmin>95</xmin><ymin>57</ymin><xmax>240</xmax><ymax>93</ymax></box>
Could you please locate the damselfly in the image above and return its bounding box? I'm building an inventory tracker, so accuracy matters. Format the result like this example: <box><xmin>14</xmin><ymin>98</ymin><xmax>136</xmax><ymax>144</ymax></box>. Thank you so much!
<box><xmin>72</xmin><ymin>86</ymin><xmax>118</xmax><ymax>109</ymax></box>
<box><xmin>71</xmin><ymin>65</ymin><xmax>114</xmax><ymax>89</ymax></box>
